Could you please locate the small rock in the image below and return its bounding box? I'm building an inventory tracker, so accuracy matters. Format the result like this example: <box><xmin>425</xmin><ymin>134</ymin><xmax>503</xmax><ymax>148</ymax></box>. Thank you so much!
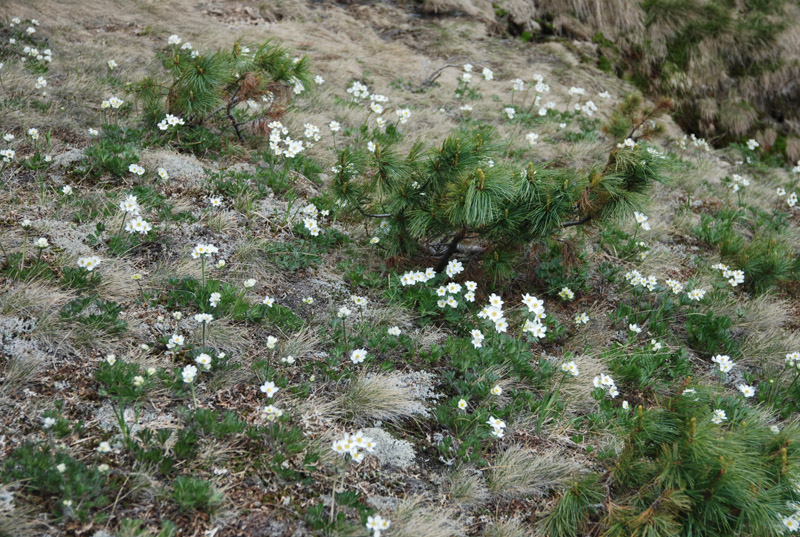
<box><xmin>363</xmin><ymin>427</ymin><xmax>416</xmax><ymax>469</ymax></box>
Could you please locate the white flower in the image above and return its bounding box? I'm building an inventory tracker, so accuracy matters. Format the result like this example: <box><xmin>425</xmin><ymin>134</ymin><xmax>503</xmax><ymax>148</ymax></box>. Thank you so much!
<box><xmin>182</xmin><ymin>365</ymin><xmax>198</xmax><ymax>384</ymax></box>
<box><xmin>629</xmin><ymin>324</ymin><xmax>642</xmax><ymax>334</ymax></box>
<box><xmin>504</xmin><ymin>107</ymin><xmax>516</xmax><ymax>120</ymax></box>
<box><xmin>481</xmin><ymin>67</ymin><xmax>493</xmax><ymax>80</ymax></box>
<box><xmin>712</xmin><ymin>354</ymin><xmax>734</xmax><ymax>373</ymax></box>
<box><xmin>329</xmin><ymin>120</ymin><xmax>341</xmax><ymax>132</ymax></box>
<box><xmin>125</xmin><ymin>216</ymin><xmax>152</xmax><ymax>234</ymax></box>
<box><xmin>191</xmin><ymin>243</ymin><xmax>219</xmax><ymax>259</ymax></box>
<box><xmin>243</xmin><ymin>278</ymin><xmax>256</xmax><ymax>288</ymax></box>
<box><xmin>491</xmin><ymin>385</ymin><xmax>503</xmax><ymax>396</ymax></box>
<box><xmin>687</xmin><ymin>288</ymin><xmax>706</xmax><ymax>301</ymax></box>
<box><xmin>167</xmin><ymin>333</ymin><xmax>185</xmax><ymax>349</ymax></box>
<box><xmin>561</xmin><ymin>361</ymin><xmax>579</xmax><ymax>377</ymax></box>
<box><xmin>77</xmin><ymin>256</ymin><xmax>101</xmax><ymax>271</ymax></box>
<box><xmin>387</xmin><ymin>326</ymin><xmax>401</xmax><ymax>336</ymax></box>
<box><xmin>367</xmin><ymin>141</ymin><xmax>376</xmax><ymax>153</ymax></box>
<box><xmin>34</xmin><ymin>237</ymin><xmax>49</xmax><ymax>249</ymax></box>
<box><xmin>266</xmin><ymin>335</ymin><xmax>278</xmax><ymax>349</ymax></box>
<box><xmin>61</xmin><ymin>185</ymin><xmax>73</xmax><ymax>195</ymax></box>
<box><xmin>558</xmin><ymin>287</ymin><xmax>574</xmax><ymax>301</ymax></box>
<box><xmin>105</xmin><ymin>354</ymin><xmax>117</xmax><ymax>366</ymax></box>
<box><xmin>337</xmin><ymin>306</ymin><xmax>352</xmax><ymax>318</ymax></box>
<box><xmin>97</xmin><ymin>441</ymin><xmax>112</xmax><ymax>453</ymax></box>
<box><xmin>512</xmin><ymin>78</ymin><xmax>524</xmax><ymax>92</ymax></box>
<box><xmin>395</xmin><ymin>108</ymin><xmax>411</xmax><ymax>124</ymax></box>
<box><xmin>458</xmin><ymin>398</ymin><xmax>467</xmax><ymax>410</ymax></box>
<box><xmin>575</xmin><ymin>312</ymin><xmax>589</xmax><ymax>325</ymax></box>
<box><xmin>302</xmin><ymin>296</ymin><xmax>314</xmax><ymax>305</ymax></box>
<box><xmin>128</xmin><ymin>163</ymin><xmax>145</xmax><ymax>176</ymax></box>
<box><xmin>27</xmin><ymin>128</ymin><xmax>39</xmax><ymax>140</ymax></box>
<box><xmin>261</xmin><ymin>404</ymin><xmax>284</xmax><ymax>421</ymax></box>
<box><xmin>43</xmin><ymin>416</ymin><xmax>57</xmax><ymax>429</ymax></box>
<box><xmin>350</xmin><ymin>348</ymin><xmax>368</xmax><ymax>364</ymax></box>
<box><xmin>737</xmin><ymin>384</ymin><xmax>755</xmax><ymax>398</ymax></box>
<box><xmin>260</xmin><ymin>381</ymin><xmax>280</xmax><ymax>398</ymax></box>
<box><xmin>168</xmin><ymin>34</ymin><xmax>182</xmax><ymax>45</ymax></box>
<box><xmin>746</xmin><ymin>139</ymin><xmax>759</xmax><ymax>151</ymax></box>
<box><xmin>194</xmin><ymin>313</ymin><xmax>213</xmax><ymax>323</ymax></box>
<box><xmin>711</xmin><ymin>409</ymin><xmax>726</xmax><ymax>424</ymax></box>
<box><xmin>263</xmin><ymin>296</ymin><xmax>275</xmax><ymax>307</ymax></box>
<box><xmin>107</xmin><ymin>59</ymin><xmax>118</xmax><ymax>70</ymax></box>
<box><xmin>445</xmin><ymin>259</ymin><xmax>464</xmax><ymax>278</ymax></box>
<box><xmin>525</xmin><ymin>132</ymin><xmax>539</xmax><ymax>145</ymax></box>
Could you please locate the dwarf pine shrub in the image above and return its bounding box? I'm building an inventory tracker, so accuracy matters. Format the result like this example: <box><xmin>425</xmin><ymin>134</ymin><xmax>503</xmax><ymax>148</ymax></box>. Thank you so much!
<box><xmin>332</xmin><ymin>126</ymin><xmax>665</xmax><ymax>279</ymax></box>
<box><xmin>602</xmin><ymin>391</ymin><xmax>800</xmax><ymax>537</ymax></box>
<box><xmin>133</xmin><ymin>38</ymin><xmax>312</xmax><ymax>143</ymax></box>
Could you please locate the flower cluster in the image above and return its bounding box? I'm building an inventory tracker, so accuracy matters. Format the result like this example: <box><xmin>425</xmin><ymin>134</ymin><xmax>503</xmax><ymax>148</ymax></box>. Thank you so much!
<box><xmin>561</xmin><ymin>360</ymin><xmax>579</xmax><ymax>376</ymax></box>
<box><xmin>157</xmin><ymin>114</ymin><xmax>185</xmax><ymax>131</ymax></box>
<box><xmin>624</xmin><ymin>270</ymin><xmax>658</xmax><ymax>291</ymax></box>
<box><xmin>191</xmin><ymin>243</ymin><xmax>219</xmax><ymax>259</ymax></box>
<box><xmin>678</xmin><ymin>133</ymin><xmax>711</xmax><ymax>152</ymax></box>
<box><xmin>366</xmin><ymin>515</ymin><xmax>391</xmax><ymax>537</ymax></box>
<box><xmin>634</xmin><ymin>211</ymin><xmax>651</xmax><ymax>231</ymax></box>
<box><xmin>664</xmin><ymin>278</ymin><xmax>683</xmax><ymax>294</ymax></box>
<box><xmin>399</xmin><ymin>267</ymin><xmax>437</xmax><ymax>286</ymax></box>
<box><xmin>729</xmin><ymin>174</ymin><xmax>750</xmax><ymax>193</ymax></box>
<box><xmin>77</xmin><ymin>256</ymin><xmax>101</xmax><ymax>271</ymax></box>
<box><xmin>712</xmin><ymin>354</ymin><xmax>734</xmax><ymax>374</ymax></box>
<box><xmin>101</xmin><ymin>96</ymin><xmax>124</xmax><ymax>109</ymax></box>
<box><xmin>592</xmin><ymin>373</ymin><xmax>619</xmax><ymax>398</ymax></box>
<box><xmin>486</xmin><ymin>415</ymin><xmax>507</xmax><ymax>438</ymax></box>
<box><xmin>268</xmin><ymin>121</ymin><xmax>304</xmax><ymax>158</ymax></box>
<box><xmin>712</xmin><ymin>263</ymin><xmax>744</xmax><ymax>287</ymax></box>
<box><xmin>261</xmin><ymin>404</ymin><xmax>284</xmax><ymax>422</ymax></box>
<box><xmin>301</xmin><ymin>203</ymin><xmax>325</xmax><ymax>236</ymax></box>
<box><xmin>126</xmin><ymin>216</ymin><xmax>152</xmax><ymax>234</ymax></box>
<box><xmin>331</xmin><ymin>430</ymin><xmax>376</xmax><ymax>463</ymax></box>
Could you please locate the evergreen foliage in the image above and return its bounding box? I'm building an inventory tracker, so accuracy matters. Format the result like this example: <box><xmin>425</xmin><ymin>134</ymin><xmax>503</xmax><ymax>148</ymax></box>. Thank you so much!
<box><xmin>332</xmin><ymin>100</ymin><xmax>668</xmax><ymax>278</ymax></box>
<box><xmin>599</xmin><ymin>391</ymin><xmax>800</xmax><ymax>536</ymax></box>
<box><xmin>132</xmin><ymin>39</ymin><xmax>312</xmax><ymax>140</ymax></box>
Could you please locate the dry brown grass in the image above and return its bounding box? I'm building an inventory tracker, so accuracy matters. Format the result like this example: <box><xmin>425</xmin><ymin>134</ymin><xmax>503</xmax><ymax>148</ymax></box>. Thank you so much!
<box><xmin>486</xmin><ymin>445</ymin><xmax>580</xmax><ymax>500</ymax></box>
<box><xmin>389</xmin><ymin>495</ymin><xmax>465</xmax><ymax>537</ymax></box>
<box><xmin>482</xmin><ymin>517</ymin><xmax>532</xmax><ymax>537</ymax></box>
<box><xmin>442</xmin><ymin>465</ymin><xmax>490</xmax><ymax>507</ymax></box>
<box><xmin>334</xmin><ymin>371</ymin><xmax>430</xmax><ymax>425</ymax></box>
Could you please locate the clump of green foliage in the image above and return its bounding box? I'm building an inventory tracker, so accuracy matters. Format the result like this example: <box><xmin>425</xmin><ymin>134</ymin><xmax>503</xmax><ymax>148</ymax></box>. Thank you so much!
<box><xmin>331</xmin><ymin>97</ymin><xmax>667</xmax><ymax>280</ymax></box>
<box><xmin>133</xmin><ymin>38</ymin><xmax>312</xmax><ymax>143</ymax></box>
